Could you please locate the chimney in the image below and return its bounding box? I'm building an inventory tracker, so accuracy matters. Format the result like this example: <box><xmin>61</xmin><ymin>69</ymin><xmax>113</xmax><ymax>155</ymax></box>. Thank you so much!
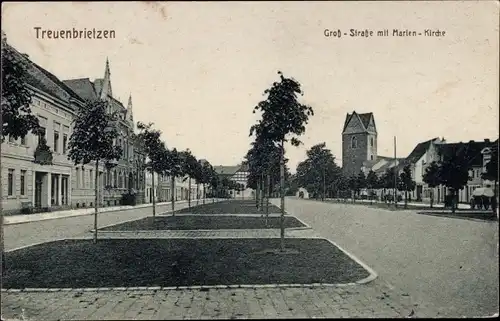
<box><xmin>485</xmin><ymin>139</ymin><xmax>490</xmax><ymax>143</ymax></box>
<box><xmin>469</xmin><ymin>140</ymin><xmax>474</xmax><ymax>143</ymax></box>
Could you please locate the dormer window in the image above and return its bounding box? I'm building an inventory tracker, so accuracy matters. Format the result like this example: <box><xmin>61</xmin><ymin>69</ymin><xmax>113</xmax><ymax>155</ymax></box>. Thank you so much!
<box><xmin>351</xmin><ymin>136</ymin><xmax>358</xmax><ymax>149</ymax></box>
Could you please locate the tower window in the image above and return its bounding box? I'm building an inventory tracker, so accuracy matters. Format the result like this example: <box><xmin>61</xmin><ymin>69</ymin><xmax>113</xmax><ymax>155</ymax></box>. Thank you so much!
<box><xmin>351</xmin><ymin>136</ymin><xmax>357</xmax><ymax>149</ymax></box>
<box><xmin>370</xmin><ymin>137</ymin><xmax>374</xmax><ymax>147</ymax></box>
<box><xmin>370</xmin><ymin>155</ymin><xmax>374</xmax><ymax>160</ymax></box>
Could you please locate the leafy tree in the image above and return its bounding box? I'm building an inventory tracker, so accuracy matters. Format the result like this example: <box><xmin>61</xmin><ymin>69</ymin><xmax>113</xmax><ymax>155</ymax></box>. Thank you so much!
<box><xmin>398</xmin><ymin>163</ymin><xmax>416</xmax><ymax>208</ymax></box>
<box><xmin>295</xmin><ymin>143</ymin><xmax>342</xmax><ymax>200</ymax></box>
<box><xmin>1</xmin><ymin>33</ymin><xmax>41</xmax><ymax>275</ymax></box>
<box><xmin>136</xmin><ymin>121</ymin><xmax>165</xmax><ymax>217</ymax></box>
<box><xmin>482</xmin><ymin>146</ymin><xmax>498</xmax><ymax>214</ymax></box>
<box><xmin>180</xmin><ymin>149</ymin><xmax>199</xmax><ymax>209</ymax></box>
<box><xmin>356</xmin><ymin>170</ymin><xmax>367</xmax><ymax>199</ymax></box>
<box><xmin>67</xmin><ymin>100</ymin><xmax>122</xmax><ymax>243</ymax></box>
<box><xmin>422</xmin><ymin>161</ymin><xmax>440</xmax><ymax>208</ymax></box>
<box><xmin>1</xmin><ymin>35</ymin><xmax>40</xmax><ymax>142</ymax></box>
<box><xmin>366</xmin><ymin>170</ymin><xmax>378</xmax><ymax>205</ymax></box>
<box><xmin>249</xmin><ymin>71</ymin><xmax>314</xmax><ymax>251</ymax></box>
<box><xmin>200</xmin><ymin>161</ymin><xmax>215</xmax><ymax>204</ymax></box>
<box><xmin>437</xmin><ymin>143</ymin><xmax>475</xmax><ymax>213</ymax></box>
<box><xmin>380</xmin><ymin>168</ymin><xmax>397</xmax><ymax>203</ymax></box>
<box><xmin>167</xmin><ymin>148</ymin><xmax>184</xmax><ymax>215</ymax></box>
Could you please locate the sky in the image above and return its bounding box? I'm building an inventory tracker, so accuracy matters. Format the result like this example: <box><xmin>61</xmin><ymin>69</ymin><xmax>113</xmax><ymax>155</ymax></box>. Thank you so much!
<box><xmin>2</xmin><ymin>1</ymin><xmax>499</xmax><ymax>173</ymax></box>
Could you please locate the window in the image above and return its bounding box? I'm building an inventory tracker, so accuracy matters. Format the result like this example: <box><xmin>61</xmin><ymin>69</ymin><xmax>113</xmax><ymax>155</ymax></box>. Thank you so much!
<box><xmin>54</xmin><ymin>131</ymin><xmax>59</xmax><ymax>152</ymax></box>
<box><xmin>82</xmin><ymin>168</ymin><xmax>86</xmax><ymax>188</ymax></box>
<box><xmin>351</xmin><ymin>136</ymin><xmax>357</xmax><ymax>149</ymax></box>
<box><xmin>8</xmin><ymin>169</ymin><xmax>14</xmax><ymax>196</ymax></box>
<box><xmin>370</xmin><ymin>155</ymin><xmax>374</xmax><ymax>160</ymax></box>
<box><xmin>370</xmin><ymin>137</ymin><xmax>374</xmax><ymax>147</ymax></box>
<box><xmin>37</xmin><ymin>127</ymin><xmax>46</xmax><ymax>145</ymax></box>
<box><xmin>76</xmin><ymin>168</ymin><xmax>80</xmax><ymax>188</ymax></box>
<box><xmin>89</xmin><ymin>169</ymin><xmax>93</xmax><ymax>189</ymax></box>
<box><xmin>63</xmin><ymin>134</ymin><xmax>68</xmax><ymax>154</ymax></box>
<box><xmin>20</xmin><ymin>135</ymin><xmax>27</xmax><ymax>146</ymax></box>
<box><xmin>20</xmin><ymin>170</ymin><xmax>26</xmax><ymax>196</ymax></box>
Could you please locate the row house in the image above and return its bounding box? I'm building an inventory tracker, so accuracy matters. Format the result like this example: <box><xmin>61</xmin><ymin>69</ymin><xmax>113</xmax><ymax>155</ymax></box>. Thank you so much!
<box><xmin>403</xmin><ymin>137</ymin><xmax>498</xmax><ymax>204</ymax></box>
<box><xmin>63</xmin><ymin>59</ymin><xmax>146</xmax><ymax>207</ymax></box>
<box><xmin>214</xmin><ymin>163</ymin><xmax>253</xmax><ymax>198</ymax></box>
<box><xmin>2</xmin><ymin>42</ymin><xmax>145</xmax><ymax>214</ymax></box>
<box><xmin>2</xmin><ymin>45</ymin><xmax>84</xmax><ymax>214</ymax></box>
<box><xmin>156</xmin><ymin>174</ymin><xmax>205</xmax><ymax>203</ymax></box>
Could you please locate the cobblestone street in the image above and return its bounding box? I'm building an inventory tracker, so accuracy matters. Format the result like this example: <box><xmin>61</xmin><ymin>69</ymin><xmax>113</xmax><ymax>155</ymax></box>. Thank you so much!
<box><xmin>2</xmin><ymin>281</ymin><xmax>416</xmax><ymax>320</ymax></box>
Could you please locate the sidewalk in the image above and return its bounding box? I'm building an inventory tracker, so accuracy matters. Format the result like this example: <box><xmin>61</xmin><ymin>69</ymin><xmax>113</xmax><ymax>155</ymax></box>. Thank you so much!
<box><xmin>324</xmin><ymin>198</ymin><xmax>472</xmax><ymax>209</ymax></box>
<box><xmin>4</xmin><ymin>198</ymin><xmax>219</xmax><ymax>226</ymax></box>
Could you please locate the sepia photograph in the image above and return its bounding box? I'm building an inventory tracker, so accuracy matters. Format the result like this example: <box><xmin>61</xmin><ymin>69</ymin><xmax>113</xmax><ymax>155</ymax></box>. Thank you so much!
<box><xmin>0</xmin><ymin>1</ymin><xmax>498</xmax><ymax>319</ymax></box>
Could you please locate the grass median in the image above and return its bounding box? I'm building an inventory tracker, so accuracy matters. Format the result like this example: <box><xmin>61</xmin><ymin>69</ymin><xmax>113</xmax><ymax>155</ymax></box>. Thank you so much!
<box><xmin>175</xmin><ymin>200</ymin><xmax>283</xmax><ymax>214</ymax></box>
<box><xmin>3</xmin><ymin>238</ymin><xmax>370</xmax><ymax>289</ymax></box>
<box><xmin>99</xmin><ymin>215</ymin><xmax>306</xmax><ymax>231</ymax></box>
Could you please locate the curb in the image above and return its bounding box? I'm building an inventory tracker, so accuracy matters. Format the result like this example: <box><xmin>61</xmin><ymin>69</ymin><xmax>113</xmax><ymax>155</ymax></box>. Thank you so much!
<box><xmin>2</xmin><ymin>282</ymin><xmax>366</xmax><ymax>293</ymax></box>
<box><xmin>4</xmin><ymin>199</ymin><xmax>220</xmax><ymax>226</ymax></box>
<box><xmin>322</xmin><ymin>238</ymin><xmax>378</xmax><ymax>285</ymax></box>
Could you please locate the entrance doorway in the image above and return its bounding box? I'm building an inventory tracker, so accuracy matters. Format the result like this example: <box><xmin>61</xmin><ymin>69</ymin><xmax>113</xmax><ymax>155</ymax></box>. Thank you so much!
<box><xmin>34</xmin><ymin>172</ymin><xmax>44</xmax><ymax>208</ymax></box>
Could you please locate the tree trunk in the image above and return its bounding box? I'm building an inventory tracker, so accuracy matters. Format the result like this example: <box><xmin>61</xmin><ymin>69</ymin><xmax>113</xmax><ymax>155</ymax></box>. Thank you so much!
<box><xmin>266</xmin><ymin>174</ymin><xmax>270</xmax><ymax>226</ymax></box>
<box><xmin>493</xmin><ymin>180</ymin><xmax>498</xmax><ymax>217</ymax></box>
<box><xmin>171</xmin><ymin>176</ymin><xmax>175</xmax><ymax>216</ymax></box>
<box><xmin>256</xmin><ymin>180</ymin><xmax>260</xmax><ymax>210</ymax></box>
<box><xmin>152</xmin><ymin>172</ymin><xmax>156</xmax><ymax>217</ymax></box>
<box><xmin>370</xmin><ymin>188</ymin><xmax>373</xmax><ymax>205</ymax></box>
<box><xmin>280</xmin><ymin>141</ymin><xmax>286</xmax><ymax>252</ymax></box>
<box><xmin>94</xmin><ymin>160</ymin><xmax>99</xmax><ymax>244</ymax></box>
<box><xmin>430</xmin><ymin>188</ymin><xmax>434</xmax><ymax>208</ymax></box>
<box><xmin>203</xmin><ymin>184</ymin><xmax>206</xmax><ymax>204</ymax></box>
<box><xmin>404</xmin><ymin>190</ymin><xmax>408</xmax><ymax>209</ymax></box>
<box><xmin>196</xmin><ymin>183</ymin><xmax>200</xmax><ymax>206</ymax></box>
<box><xmin>451</xmin><ymin>189</ymin><xmax>456</xmax><ymax>214</ymax></box>
<box><xmin>260</xmin><ymin>174</ymin><xmax>264</xmax><ymax>211</ymax></box>
<box><xmin>188</xmin><ymin>177</ymin><xmax>192</xmax><ymax>209</ymax></box>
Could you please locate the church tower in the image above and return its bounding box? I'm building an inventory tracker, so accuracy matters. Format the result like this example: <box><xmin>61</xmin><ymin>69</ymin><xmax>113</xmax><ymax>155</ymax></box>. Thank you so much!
<box><xmin>126</xmin><ymin>94</ymin><xmax>134</xmax><ymax>128</ymax></box>
<box><xmin>100</xmin><ymin>58</ymin><xmax>113</xmax><ymax>100</ymax></box>
<box><xmin>341</xmin><ymin>111</ymin><xmax>378</xmax><ymax>177</ymax></box>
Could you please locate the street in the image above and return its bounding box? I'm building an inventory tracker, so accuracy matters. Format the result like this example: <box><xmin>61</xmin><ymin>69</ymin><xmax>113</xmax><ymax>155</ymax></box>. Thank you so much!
<box><xmin>1</xmin><ymin>198</ymin><xmax>498</xmax><ymax>319</ymax></box>
<box><xmin>4</xmin><ymin>202</ymin><xmax>198</xmax><ymax>251</ymax></box>
<box><xmin>273</xmin><ymin>197</ymin><xmax>499</xmax><ymax>317</ymax></box>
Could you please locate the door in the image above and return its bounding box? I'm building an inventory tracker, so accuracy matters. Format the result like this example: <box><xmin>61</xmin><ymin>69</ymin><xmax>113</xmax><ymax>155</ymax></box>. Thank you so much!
<box><xmin>35</xmin><ymin>173</ymin><xmax>43</xmax><ymax>208</ymax></box>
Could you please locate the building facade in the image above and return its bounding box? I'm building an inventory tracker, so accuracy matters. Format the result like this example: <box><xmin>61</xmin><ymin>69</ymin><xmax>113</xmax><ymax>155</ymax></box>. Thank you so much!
<box><xmin>2</xmin><ymin>44</ymin><xmax>85</xmax><ymax>214</ymax></box>
<box><xmin>214</xmin><ymin>163</ymin><xmax>253</xmax><ymax>199</ymax></box>
<box><xmin>342</xmin><ymin>111</ymin><xmax>378</xmax><ymax>177</ymax></box>
<box><xmin>2</xmin><ymin>42</ymin><xmax>146</xmax><ymax>214</ymax></box>
<box><xmin>63</xmin><ymin>59</ymin><xmax>146</xmax><ymax>207</ymax></box>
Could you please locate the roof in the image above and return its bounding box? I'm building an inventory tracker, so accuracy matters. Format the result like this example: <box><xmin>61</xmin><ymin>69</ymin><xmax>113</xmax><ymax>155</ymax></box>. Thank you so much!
<box><xmin>213</xmin><ymin>165</ymin><xmax>246</xmax><ymax>175</ymax></box>
<box><xmin>342</xmin><ymin>111</ymin><xmax>374</xmax><ymax>133</ymax></box>
<box><xmin>405</xmin><ymin>137</ymin><xmax>440</xmax><ymax>164</ymax></box>
<box><xmin>437</xmin><ymin>140</ymin><xmax>497</xmax><ymax>167</ymax></box>
<box><xmin>7</xmin><ymin>44</ymin><xmax>83</xmax><ymax>104</ymax></box>
<box><xmin>363</xmin><ymin>156</ymin><xmax>405</xmax><ymax>175</ymax></box>
<box><xmin>63</xmin><ymin>78</ymin><xmax>99</xmax><ymax>101</ymax></box>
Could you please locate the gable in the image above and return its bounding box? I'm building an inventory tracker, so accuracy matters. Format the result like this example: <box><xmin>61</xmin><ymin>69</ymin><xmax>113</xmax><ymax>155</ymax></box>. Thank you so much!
<box><xmin>343</xmin><ymin>113</ymin><xmax>366</xmax><ymax>134</ymax></box>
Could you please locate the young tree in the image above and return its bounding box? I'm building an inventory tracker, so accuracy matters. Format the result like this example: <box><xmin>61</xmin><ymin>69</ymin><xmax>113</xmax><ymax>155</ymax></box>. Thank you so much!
<box><xmin>422</xmin><ymin>161</ymin><xmax>441</xmax><ymax>208</ymax></box>
<box><xmin>398</xmin><ymin>164</ymin><xmax>416</xmax><ymax>208</ymax></box>
<box><xmin>67</xmin><ymin>100</ymin><xmax>122</xmax><ymax>243</ymax></box>
<box><xmin>167</xmin><ymin>148</ymin><xmax>183</xmax><ymax>215</ymax></box>
<box><xmin>200</xmin><ymin>161</ymin><xmax>215</xmax><ymax>204</ymax></box>
<box><xmin>438</xmin><ymin>144</ymin><xmax>474</xmax><ymax>213</ymax></box>
<box><xmin>249</xmin><ymin>71</ymin><xmax>314</xmax><ymax>251</ymax></box>
<box><xmin>179</xmin><ymin>149</ymin><xmax>198</xmax><ymax>209</ymax></box>
<box><xmin>366</xmin><ymin>170</ymin><xmax>378</xmax><ymax>205</ymax></box>
<box><xmin>1</xmin><ymin>33</ymin><xmax>41</xmax><ymax>275</ymax></box>
<box><xmin>356</xmin><ymin>170</ymin><xmax>367</xmax><ymax>200</ymax></box>
<box><xmin>136</xmin><ymin>121</ymin><xmax>165</xmax><ymax>217</ymax></box>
